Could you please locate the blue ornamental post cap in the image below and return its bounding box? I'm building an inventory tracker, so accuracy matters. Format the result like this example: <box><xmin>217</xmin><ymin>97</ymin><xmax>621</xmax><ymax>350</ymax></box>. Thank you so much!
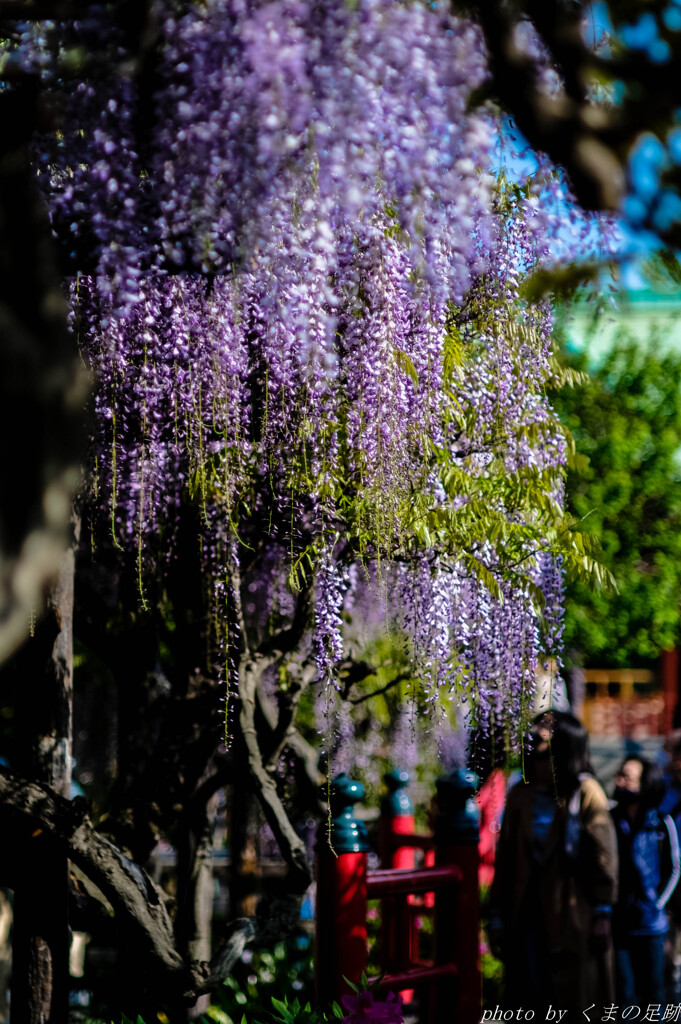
<box><xmin>381</xmin><ymin>769</ymin><xmax>414</xmax><ymax>818</ymax></box>
<box><xmin>434</xmin><ymin>768</ymin><xmax>480</xmax><ymax>845</ymax></box>
<box><xmin>328</xmin><ymin>773</ymin><xmax>371</xmax><ymax>853</ymax></box>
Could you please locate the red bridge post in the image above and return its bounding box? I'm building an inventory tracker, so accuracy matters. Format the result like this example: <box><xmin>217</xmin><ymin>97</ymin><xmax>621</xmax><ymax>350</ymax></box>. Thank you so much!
<box><xmin>315</xmin><ymin>773</ymin><xmax>370</xmax><ymax>1008</ymax></box>
<box><xmin>379</xmin><ymin>769</ymin><xmax>416</xmax><ymax>1003</ymax></box>
<box><xmin>379</xmin><ymin>768</ymin><xmax>416</xmax><ymax>869</ymax></box>
<box><xmin>433</xmin><ymin>769</ymin><xmax>481</xmax><ymax>1024</ymax></box>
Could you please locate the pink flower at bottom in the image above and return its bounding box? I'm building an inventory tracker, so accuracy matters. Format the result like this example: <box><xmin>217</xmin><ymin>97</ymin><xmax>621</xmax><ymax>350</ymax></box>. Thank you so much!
<box><xmin>341</xmin><ymin>990</ymin><xmax>403</xmax><ymax>1024</ymax></box>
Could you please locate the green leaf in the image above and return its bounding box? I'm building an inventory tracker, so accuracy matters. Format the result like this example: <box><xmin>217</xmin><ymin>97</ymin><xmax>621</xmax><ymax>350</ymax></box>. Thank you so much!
<box><xmin>521</xmin><ymin>263</ymin><xmax>599</xmax><ymax>304</ymax></box>
<box><xmin>271</xmin><ymin>997</ymin><xmax>294</xmax><ymax>1024</ymax></box>
<box><xmin>393</xmin><ymin>348</ymin><xmax>419</xmax><ymax>386</ymax></box>
<box><xmin>463</xmin><ymin>555</ymin><xmax>503</xmax><ymax>602</ymax></box>
<box><xmin>443</xmin><ymin>324</ymin><xmax>466</xmax><ymax>382</ymax></box>
<box><xmin>549</xmin><ymin>356</ymin><xmax>589</xmax><ymax>389</ymax></box>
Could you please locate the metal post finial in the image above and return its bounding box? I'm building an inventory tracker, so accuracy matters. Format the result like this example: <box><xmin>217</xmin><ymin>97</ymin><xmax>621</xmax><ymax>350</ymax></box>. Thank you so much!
<box><xmin>329</xmin><ymin>773</ymin><xmax>371</xmax><ymax>854</ymax></box>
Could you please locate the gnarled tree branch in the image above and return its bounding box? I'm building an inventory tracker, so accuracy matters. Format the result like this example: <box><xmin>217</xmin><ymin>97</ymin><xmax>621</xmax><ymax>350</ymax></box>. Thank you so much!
<box><xmin>0</xmin><ymin>766</ymin><xmax>185</xmax><ymax>983</ymax></box>
<box><xmin>0</xmin><ymin>765</ymin><xmax>284</xmax><ymax>1004</ymax></box>
<box><xmin>238</xmin><ymin>656</ymin><xmax>312</xmax><ymax>894</ymax></box>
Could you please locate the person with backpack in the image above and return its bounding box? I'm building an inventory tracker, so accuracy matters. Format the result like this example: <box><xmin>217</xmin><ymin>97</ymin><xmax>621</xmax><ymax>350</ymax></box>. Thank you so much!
<box><xmin>489</xmin><ymin>710</ymin><xmax>618</xmax><ymax>1014</ymax></box>
<box><xmin>612</xmin><ymin>756</ymin><xmax>681</xmax><ymax>1008</ymax></box>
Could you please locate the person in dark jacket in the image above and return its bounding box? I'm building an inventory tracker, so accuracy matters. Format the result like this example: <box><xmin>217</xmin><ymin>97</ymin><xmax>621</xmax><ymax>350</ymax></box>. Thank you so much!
<box><xmin>612</xmin><ymin>756</ymin><xmax>681</xmax><ymax>1008</ymax></box>
<box><xmin>660</xmin><ymin>736</ymin><xmax>681</xmax><ymax>1000</ymax></box>
<box><xmin>489</xmin><ymin>711</ymin><xmax>618</xmax><ymax>1013</ymax></box>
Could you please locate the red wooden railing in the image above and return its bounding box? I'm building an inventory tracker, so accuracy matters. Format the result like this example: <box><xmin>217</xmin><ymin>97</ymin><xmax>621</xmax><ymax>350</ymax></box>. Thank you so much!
<box><xmin>369</xmin><ymin>861</ymin><xmax>462</xmax><ymax>1017</ymax></box>
<box><xmin>316</xmin><ymin>770</ymin><xmax>481</xmax><ymax>1024</ymax></box>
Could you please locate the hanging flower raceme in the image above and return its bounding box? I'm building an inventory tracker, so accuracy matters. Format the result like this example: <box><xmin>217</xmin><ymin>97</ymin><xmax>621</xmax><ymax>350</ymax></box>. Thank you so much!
<box><xmin>22</xmin><ymin>0</ymin><xmax>604</xmax><ymax>751</ymax></box>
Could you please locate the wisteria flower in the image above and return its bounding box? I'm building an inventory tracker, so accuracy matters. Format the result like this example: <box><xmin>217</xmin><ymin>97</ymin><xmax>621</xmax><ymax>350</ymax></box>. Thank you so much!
<box><xmin>20</xmin><ymin>0</ymin><xmax>616</xmax><ymax>753</ymax></box>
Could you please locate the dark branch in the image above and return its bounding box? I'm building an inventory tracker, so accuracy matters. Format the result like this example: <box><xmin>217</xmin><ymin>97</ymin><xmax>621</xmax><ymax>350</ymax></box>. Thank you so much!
<box><xmin>198</xmin><ymin>918</ymin><xmax>257</xmax><ymax>994</ymax></box>
<box><xmin>338</xmin><ymin>658</ymin><xmax>379</xmax><ymax>700</ymax></box>
<box><xmin>473</xmin><ymin>0</ymin><xmax>625</xmax><ymax>211</ymax></box>
<box><xmin>186</xmin><ymin>756</ymin><xmax>236</xmax><ymax>820</ymax></box>
<box><xmin>348</xmin><ymin>673</ymin><xmax>411</xmax><ymax>705</ymax></box>
<box><xmin>257</xmin><ymin>586</ymin><xmax>312</xmax><ymax>661</ymax></box>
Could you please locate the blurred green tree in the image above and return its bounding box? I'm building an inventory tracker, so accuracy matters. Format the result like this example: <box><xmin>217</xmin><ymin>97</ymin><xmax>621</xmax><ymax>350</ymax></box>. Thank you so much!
<box><xmin>555</xmin><ymin>337</ymin><xmax>681</xmax><ymax>666</ymax></box>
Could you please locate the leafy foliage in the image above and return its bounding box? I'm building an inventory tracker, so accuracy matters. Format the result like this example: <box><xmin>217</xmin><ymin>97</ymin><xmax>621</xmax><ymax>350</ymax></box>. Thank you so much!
<box><xmin>554</xmin><ymin>337</ymin><xmax>681</xmax><ymax>666</ymax></box>
<box><xmin>209</xmin><ymin>935</ymin><xmax>315</xmax><ymax>1024</ymax></box>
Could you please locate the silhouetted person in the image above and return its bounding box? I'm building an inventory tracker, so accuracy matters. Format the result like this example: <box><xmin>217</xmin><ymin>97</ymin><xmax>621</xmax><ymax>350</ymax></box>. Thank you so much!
<box><xmin>612</xmin><ymin>757</ymin><xmax>680</xmax><ymax>1009</ymax></box>
<box><xmin>489</xmin><ymin>711</ymin><xmax>618</xmax><ymax>1013</ymax></box>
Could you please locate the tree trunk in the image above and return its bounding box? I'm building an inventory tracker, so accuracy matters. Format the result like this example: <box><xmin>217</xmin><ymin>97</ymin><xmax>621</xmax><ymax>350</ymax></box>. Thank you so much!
<box><xmin>9</xmin><ymin>544</ymin><xmax>75</xmax><ymax>1024</ymax></box>
<box><xmin>229</xmin><ymin>782</ymin><xmax>256</xmax><ymax>920</ymax></box>
<box><xmin>176</xmin><ymin>793</ymin><xmax>219</xmax><ymax>1020</ymax></box>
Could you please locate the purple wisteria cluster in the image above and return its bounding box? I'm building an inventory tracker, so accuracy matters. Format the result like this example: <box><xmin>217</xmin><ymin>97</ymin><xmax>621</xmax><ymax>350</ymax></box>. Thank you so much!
<box><xmin>371</xmin><ymin>194</ymin><xmax>574</xmax><ymax>742</ymax></box>
<box><xmin>26</xmin><ymin>0</ymin><xmax>590</xmax><ymax>750</ymax></box>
